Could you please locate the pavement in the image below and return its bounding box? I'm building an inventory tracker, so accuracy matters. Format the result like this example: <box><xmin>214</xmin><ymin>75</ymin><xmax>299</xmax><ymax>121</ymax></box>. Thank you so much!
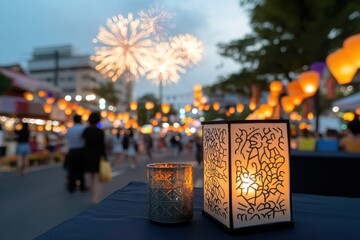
<box><xmin>0</xmin><ymin>149</ymin><xmax>204</xmax><ymax>240</ymax></box>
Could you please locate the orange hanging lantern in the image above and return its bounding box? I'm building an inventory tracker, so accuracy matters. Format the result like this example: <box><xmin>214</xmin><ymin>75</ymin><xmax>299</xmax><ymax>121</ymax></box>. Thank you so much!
<box><xmin>82</xmin><ymin>112</ymin><xmax>90</xmax><ymax>121</ymax></box>
<box><xmin>355</xmin><ymin>108</ymin><xmax>360</xmax><ymax>115</ymax></box>
<box><xmin>72</xmin><ymin>104</ymin><xmax>79</xmax><ymax>111</ymax></box>
<box><xmin>213</xmin><ymin>102</ymin><xmax>220</xmax><ymax>111</ymax></box>
<box><xmin>270</xmin><ymin>80</ymin><xmax>283</xmax><ymax>96</ymax></box>
<box><xmin>101</xmin><ymin>111</ymin><xmax>107</xmax><ymax>118</ymax></box>
<box><xmin>193</xmin><ymin>84</ymin><xmax>202</xmax><ymax>92</ymax></box>
<box><xmin>38</xmin><ymin>90</ymin><xmax>46</xmax><ymax>98</ymax></box>
<box><xmin>249</xmin><ymin>101</ymin><xmax>256</xmax><ymax>111</ymax></box>
<box><xmin>123</xmin><ymin>112</ymin><xmax>130</xmax><ymax>123</ymax></box>
<box><xmin>307</xmin><ymin>112</ymin><xmax>314</xmax><ymax>120</ymax></box>
<box><xmin>131</xmin><ymin>120</ymin><xmax>139</xmax><ymax>129</ymax></box>
<box><xmin>290</xmin><ymin>112</ymin><xmax>299</xmax><ymax>121</ymax></box>
<box><xmin>43</xmin><ymin>103</ymin><xmax>52</xmax><ymax>114</ymax></box>
<box><xmin>204</xmin><ymin>104</ymin><xmax>211</xmax><ymax>111</ymax></box>
<box><xmin>107</xmin><ymin>112</ymin><xmax>116</xmax><ymax>122</ymax></box>
<box><xmin>267</xmin><ymin>94</ymin><xmax>278</xmax><ymax>107</ymax></box>
<box><xmin>343</xmin><ymin>33</ymin><xmax>360</xmax><ymax>68</ymax></box>
<box><xmin>228</xmin><ymin>106</ymin><xmax>236</xmax><ymax>114</ymax></box>
<box><xmin>291</xmin><ymin>94</ymin><xmax>304</xmax><ymax>106</ymax></box>
<box><xmin>24</xmin><ymin>92</ymin><xmax>34</xmax><ymax>101</ymax></box>
<box><xmin>298</xmin><ymin>71</ymin><xmax>320</xmax><ymax>97</ymax></box>
<box><xmin>260</xmin><ymin>104</ymin><xmax>273</xmax><ymax>118</ymax></box>
<box><xmin>145</xmin><ymin>101</ymin><xmax>154</xmax><ymax>110</ymax></box>
<box><xmin>326</xmin><ymin>48</ymin><xmax>357</xmax><ymax>85</ymax></box>
<box><xmin>184</xmin><ymin>104</ymin><xmax>192</xmax><ymax>112</ymax></box>
<box><xmin>46</xmin><ymin>97</ymin><xmax>56</xmax><ymax>104</ymax></box>
<box><xmin>281</xmin><ymin>96</ymin><xmax>295</xmax><ymax>113</ymax></box>
<box><xmin>236</xmin><ymin>103</ymin><xmax>244</xmax><ymax>113</ymax></box>
<box><xmin>129</xmin><ymin>101</ymin><xmax>138</xmax><ymax>111</ymax></box>
<box><xmin>161</xmin><ymin>103</ymin><xmax>171</xmax><ymax>114</ymax></box>
<box><xmin>287</xmin><ymin>81</ymin><xmax>304</xmax><ymax>96</ymax></box>
<box><xmin>200</xmin><ymin>96</ymin><xmax>207</xmax><ymax>104</ymax></box>
<box><xmin>65</xmin><ymin>108</ymin><xmax>72</xmax><ymax>115</ymax></box>
<box><xmin>76</xmin><ymin>106</ymin><xmax>85</xmax><ymax>116</ymax></box>
<box><xmin>194</xmin><ymin>91</ymin><xmax>202</xmax><ymax>100</ymax></box>
<box><xmin>57</xmin><ymin>99</ymin><xmax>67</xmax><ymax>110</ymax></box>
<box><xmin>155</xmin><ymin>112</ymin><xmax>162</xmax><ymax>119</ymax></box>
<box><xmin>193</xmin><ymin>101</ymin><xmax>200</xmax><ymax>108</ymax></box>
<box><xmin>343</xmin><ymin>112</ymin><xmax>355</xmax><ymax>121</ymax></box>
<box><xmin>151</xmin><ymin>119</ymin><xmax>159</xmax><ymax>126</ymax></box>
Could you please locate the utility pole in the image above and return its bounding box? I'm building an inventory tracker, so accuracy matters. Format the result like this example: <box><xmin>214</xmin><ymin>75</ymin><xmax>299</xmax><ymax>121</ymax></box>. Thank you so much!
<box><xmin>54</xmin><ymin>50</ymin><xmax>59</xmax><ymax>87</ymax></box>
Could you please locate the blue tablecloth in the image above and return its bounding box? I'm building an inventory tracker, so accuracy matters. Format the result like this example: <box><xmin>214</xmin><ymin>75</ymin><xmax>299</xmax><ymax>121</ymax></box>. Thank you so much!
<box><xmin>36</xmin><ymin>181</ymin><xmax>360</xmax><ymax>240</ymax></box>
<box><xmin>290</xmin><ymin>150</ymin><xmax>360</xmax><ymax>197</ymax></box>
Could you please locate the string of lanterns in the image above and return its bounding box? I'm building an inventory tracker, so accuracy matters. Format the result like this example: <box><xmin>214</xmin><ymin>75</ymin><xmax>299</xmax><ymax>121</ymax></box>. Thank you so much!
<box><xmin>23</xmin><ymin>32</ymin><xmax>360</xmax><ymax>132</ymax></box>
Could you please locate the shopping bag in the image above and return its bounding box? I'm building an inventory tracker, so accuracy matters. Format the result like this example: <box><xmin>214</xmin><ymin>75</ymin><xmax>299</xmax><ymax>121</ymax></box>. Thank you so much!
<box><xmin>99</xmin><ymin>157</ymin><xmax>112</xmax><ymax>182</ymax></box>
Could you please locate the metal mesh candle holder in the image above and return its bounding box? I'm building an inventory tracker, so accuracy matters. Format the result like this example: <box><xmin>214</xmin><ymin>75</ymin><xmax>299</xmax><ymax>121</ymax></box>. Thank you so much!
<box><xmin>147</xmin><ymin>163</ymin><xmax>193</xmax><ymax>224</ymax></box>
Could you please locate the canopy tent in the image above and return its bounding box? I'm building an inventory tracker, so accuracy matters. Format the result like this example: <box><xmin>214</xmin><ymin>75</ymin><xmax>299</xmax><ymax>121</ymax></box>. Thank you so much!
<box><xmin>0</xmin><ymin>67</ymin><xmax>65</xmax><ymax>120</ymax></box>
<box><xmin>332</xmin><ymin>92</ymin><xmax>360</xmax><ymax>111</ymax></box>
<box><xmin>0</xmin><ymin>67</ymin><xmax>60</xmax><ymax>94</ymax></box>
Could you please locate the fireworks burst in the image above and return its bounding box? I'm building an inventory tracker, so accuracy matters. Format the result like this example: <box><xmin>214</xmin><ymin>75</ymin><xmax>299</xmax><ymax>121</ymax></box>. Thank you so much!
<box><xmin>91</xmin><ymin>13</ymin><xmax>153</xmax><ymax>82</ymax></box>
<box><xmin>146</xmin><ymin>42</ymin><xmax>186</xmax><ymax>85</ymax></box>
<box><xmin>138</xmin><ymin>5</ymin><xmax>175</xmax><ymax>41</ymax></box>
<box><xmin>171</xmin><ymin>34</ymin><xmax>204</xmax><ymax>66</ymax></box>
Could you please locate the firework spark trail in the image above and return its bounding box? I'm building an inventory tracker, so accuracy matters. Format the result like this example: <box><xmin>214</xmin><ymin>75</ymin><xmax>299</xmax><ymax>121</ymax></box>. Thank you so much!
<box><xmin>146</xmin><ymin>42</ymin><xmax>186</xmax><ymax>85</ymax></box>
<box><xmin>139</xmin><ymin>5</ymin><xmax>175</xmax><ymax>41</ymax></box>
<box><xmin>171</xmin><ymin>34</ymin><xmax>204</xmax><ymax>66</ymax></box>
<box><xmin>91</xmin><ymin>13</ymin><xmax>154</xmax><ymax>82</ymax></box>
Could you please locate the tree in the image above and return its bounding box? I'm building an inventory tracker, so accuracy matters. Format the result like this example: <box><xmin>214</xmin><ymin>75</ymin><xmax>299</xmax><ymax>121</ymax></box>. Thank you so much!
<box><xmin>0</xmin><ymin>72</ymin><xmax>12</xmax><ymax>96</ymax></box>
<box><xmin>137</xmin><ymin>93</ymin><xmax>159</xmax><ymax>125</ymax></box>
<box><xmin>137</xmin><ymin>93</ymin><xmax>178</xmax><ymax>125</ymax></box>
<box><xmin>217</xmin><ymin>0</ymin><xmax>360</xmax><ymax>89</ymax></box>
<box><xmin>91</xmin><ymin>82</ymin><xmax>119</xmax><ymax>106</ymax></box>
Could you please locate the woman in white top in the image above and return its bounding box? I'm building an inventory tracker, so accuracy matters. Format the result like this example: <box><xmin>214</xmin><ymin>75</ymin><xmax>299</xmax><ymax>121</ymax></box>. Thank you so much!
<box><xmin>127</xmin><ymin>130</ymin><xmax>138</xmax><ymax>169</ymax></box>
<box><xmin>111</xmin><ymin>128</ymin><xmax>123</xmax><ymax>167</ymax></box>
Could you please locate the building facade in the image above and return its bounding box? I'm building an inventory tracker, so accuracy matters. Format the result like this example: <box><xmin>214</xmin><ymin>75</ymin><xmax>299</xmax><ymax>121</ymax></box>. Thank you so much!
<box><xmin>27</xmin><ymin>45</ymin><xmax>132</xmax><ymax>111</ymax></box>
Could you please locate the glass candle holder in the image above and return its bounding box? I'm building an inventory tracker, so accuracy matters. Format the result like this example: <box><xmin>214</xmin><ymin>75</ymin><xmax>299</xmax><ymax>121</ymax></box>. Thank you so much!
<box><xmin>147</xmin><ymin>163</ymin><xmax>193</xmax><ymax>224</ymax></box>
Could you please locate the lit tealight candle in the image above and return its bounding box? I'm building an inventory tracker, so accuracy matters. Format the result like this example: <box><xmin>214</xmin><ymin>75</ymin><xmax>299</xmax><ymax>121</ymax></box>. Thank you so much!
<box><xmin>147</xmin><ymin>163</ymin><xmax>193</xmax><ymax>224</ymax></box>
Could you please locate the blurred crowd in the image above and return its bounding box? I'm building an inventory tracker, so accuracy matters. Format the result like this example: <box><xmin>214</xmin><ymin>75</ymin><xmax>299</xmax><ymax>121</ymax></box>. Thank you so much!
<box><xmin>290</xmin><ymin>117</ymin><xmax>360</xmax><ymax>153</ymax></box>
<box><xmin>0</xmin><ymin>112</ymin><xmax>204</xmax><ymax>204</ymax></box>
<box><xmin>2</xmin><ymin>113</ymin><xmax>359</xmax><ymax>204</ymax></box>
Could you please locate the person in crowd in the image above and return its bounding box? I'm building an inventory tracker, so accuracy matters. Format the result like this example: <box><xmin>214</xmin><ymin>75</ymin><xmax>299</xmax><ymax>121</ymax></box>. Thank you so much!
<box><xmin>0</xmin><ymin>124</ymin><xmax>6</xmax><ymax>161</ymax></box>
<box><xmin>82</xmin><ymin>112</ymin><xmax>107</xmax><ymax>204</ymax></box>
<box><xmin>64</xmin><ymin>114</ymin><xmax>86</xmax><ymax>193</ymax></box>
<box><xmin>46</xmin><ymin>132</ymin><xmax>58</xmax><ymax>163</ymax></box>
<box><xmin>340</xmin><ymin>117</ymin><xmax>360</xmax><ymax>153</ymax></box>
<box><xmin>144</xmin><ymin>133</ymin><xmax>153</xmax><ymax>160</ymax></box>
<box><xmin>316</xmin><ymin>128</ymin><xmax>340</xmax><ymax>151</ymax></box>
<box><xmin>325</xmin><ymin>128</ymin><xmax>339</xmax><ymax>139</ymax></box>
<box><xmin>158</xmin><ymin>136</ymin><xmax>166</xmax><ymax>152</ymax></box>
<box><xmin>296</xmin><ymin>128</ymin><xmax>317</xmax><ymax>151</ymax></box>
<box><xmin>122</xmin><ymin>130</ymin><xmax>129</xmax><ymax>162</ymax></box>
<box><xmin>29</xmin><ymin>135</ymin><xmax>38</xmax><ymax>154</ymax></box>
<box><xmin>127</xmin><ymin>129</ymin><xmax>138</xmax><ymax>169</ymax></box>
<box><xmin>177</xmin><ymin>133</ymin><xmax>183</xmax><ymax>155</ymax></box>
<box><xmin>111</xmin><ymin>127</ymin><xmax>124</xmax><ymax>167</ymax></box>
<box><xmin>104</xmin><ymin>128</ymin><xmax>114</xmax><ymax>163</ymax></box>
<box><xmin>14</xmin><ymin>122</ymin><xmax>30</xmax><ymax>176</ymax></box>
<box><xmin>170</xmin><ymin>134</ymin><xmax>178</xmax><ymax>157</ymax></box>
